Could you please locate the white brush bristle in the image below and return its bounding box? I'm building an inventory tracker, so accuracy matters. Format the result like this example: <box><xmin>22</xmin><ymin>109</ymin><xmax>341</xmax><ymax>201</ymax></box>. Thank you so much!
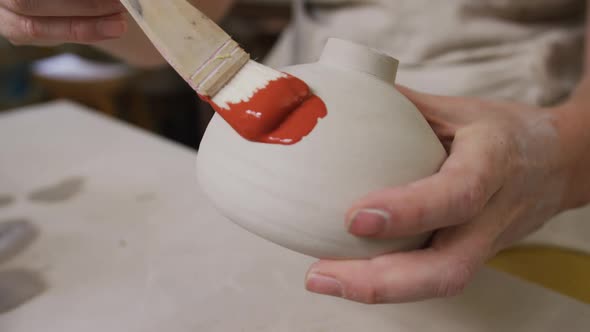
<box><xmin>211</xmin><ymin>60</ymin><xmax>287</xmax><ymax>109</ymax></box>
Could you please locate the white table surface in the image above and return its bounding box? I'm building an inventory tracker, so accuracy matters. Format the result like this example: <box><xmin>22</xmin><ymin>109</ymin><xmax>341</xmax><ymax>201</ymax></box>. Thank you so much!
<box><xmin>0</xmin><ymin>101</ymin><xmax>588</xmax><ymax>332</ymax></box>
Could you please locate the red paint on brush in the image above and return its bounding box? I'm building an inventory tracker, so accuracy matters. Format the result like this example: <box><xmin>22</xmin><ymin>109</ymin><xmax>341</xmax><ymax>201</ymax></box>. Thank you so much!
<box><xmin>199</xmin><ymin>74</ymin><xmax>327</xmax><ymax>145</ymax></box>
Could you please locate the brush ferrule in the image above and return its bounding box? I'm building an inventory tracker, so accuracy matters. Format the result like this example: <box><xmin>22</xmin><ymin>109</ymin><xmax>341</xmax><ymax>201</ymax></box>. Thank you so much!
<box><xmin>190</xmin><ymin>40</ymin><xmax>250</xmax><ymax>97</ymax></box>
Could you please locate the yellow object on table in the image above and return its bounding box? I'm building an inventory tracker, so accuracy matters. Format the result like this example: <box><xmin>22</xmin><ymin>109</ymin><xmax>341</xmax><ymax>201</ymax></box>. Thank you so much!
<box><xmin>489</xmin><ymin>245</ymin><xmax>590</xmax><ymax>304</ymax></box>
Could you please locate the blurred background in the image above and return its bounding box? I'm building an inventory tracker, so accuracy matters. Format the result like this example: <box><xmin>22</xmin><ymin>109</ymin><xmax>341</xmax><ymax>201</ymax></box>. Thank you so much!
<box><xmin>0</xmin><ymin>1</ymin><xmax>291</xmax><ymax>150</ymax></box>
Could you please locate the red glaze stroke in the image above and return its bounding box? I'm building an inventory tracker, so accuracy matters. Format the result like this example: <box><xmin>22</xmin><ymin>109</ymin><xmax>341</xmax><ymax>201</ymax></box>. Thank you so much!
<box><xmin>199</xmin><ymin>73</ymin><xmax>327</xmax><ymax>145</ymax></box>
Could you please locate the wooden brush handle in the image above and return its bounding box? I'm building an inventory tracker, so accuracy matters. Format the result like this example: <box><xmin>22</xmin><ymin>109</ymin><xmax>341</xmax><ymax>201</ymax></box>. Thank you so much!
<box><xmin>119</xmin><ymin>0</ymin><xmax>249</xmax><ymax>96</ymax></box>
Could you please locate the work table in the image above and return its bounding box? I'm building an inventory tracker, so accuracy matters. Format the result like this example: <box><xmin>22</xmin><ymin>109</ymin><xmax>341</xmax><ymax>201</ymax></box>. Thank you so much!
<box><xmin>0</xmin><ymin>101</ymin><xmax>588</xmax><ymax>331</ymax></box>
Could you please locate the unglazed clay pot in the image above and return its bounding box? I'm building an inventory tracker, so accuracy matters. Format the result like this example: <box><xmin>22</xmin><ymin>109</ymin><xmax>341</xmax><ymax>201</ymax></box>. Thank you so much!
<box><xmin>197</xmin><ymin>38</ymin><xmax>447</xmax><ymax>259</ymax></box>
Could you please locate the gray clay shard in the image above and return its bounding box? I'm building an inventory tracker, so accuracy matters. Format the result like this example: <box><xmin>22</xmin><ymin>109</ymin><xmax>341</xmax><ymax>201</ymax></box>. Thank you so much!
<box><xmin>0</xmin><ymin>219</ymin><xmax>40</xmax><ymax>264</ymax></box>
<box><xmin>0</xmin><ymin>269</ymin><xmax>46</xmax><ymax>314</ymax></box>
<box><xmin>0</xmin><ymin>195</ymin><xmax>14</xmax><ymax>208</ymax></box>
<box><xmin>29</xmin><ymin>177</ymin><xmax>85</xmax><ymax>204</ymax></box>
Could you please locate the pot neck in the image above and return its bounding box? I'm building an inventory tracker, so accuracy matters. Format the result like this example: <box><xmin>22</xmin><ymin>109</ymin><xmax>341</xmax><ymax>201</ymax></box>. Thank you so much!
<box><xmin>318</xmin><ymin>38</ymin><xmax>399</xmax><ymax>86</ymax></box>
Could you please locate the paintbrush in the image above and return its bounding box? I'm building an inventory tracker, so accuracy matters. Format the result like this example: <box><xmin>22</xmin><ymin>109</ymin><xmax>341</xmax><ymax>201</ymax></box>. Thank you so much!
<box><xmin>119</xmin><ymin>0</ymin><xmax>322</xmax><ymax>144</ymax></box>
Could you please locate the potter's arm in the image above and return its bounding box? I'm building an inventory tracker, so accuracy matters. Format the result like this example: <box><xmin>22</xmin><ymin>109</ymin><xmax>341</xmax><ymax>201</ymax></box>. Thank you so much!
<box><xmin>551</xmin><ymin>2</ymin><xmax>590</xmax><ymax>208</ymax></box>
<box><xmin>95</xmin><ymin>0</ymin><xmax>235</xmax><ymax>68</ymax></box>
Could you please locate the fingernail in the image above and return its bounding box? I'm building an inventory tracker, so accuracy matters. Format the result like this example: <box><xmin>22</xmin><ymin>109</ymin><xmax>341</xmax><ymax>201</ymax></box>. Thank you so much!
<box><xmin>97</xmin><ymin>17</ymin><xmax>126</xmax><ymax>38</ymax></box>
<box><xmin>348</xmin><ymin>208</ymin><xmax>390</xmax><ymax>236</ymax></box>
<box><xmin>306</xmin><ymin>273</ymin><xmax>343</xmax><ymax>297</ymax></box>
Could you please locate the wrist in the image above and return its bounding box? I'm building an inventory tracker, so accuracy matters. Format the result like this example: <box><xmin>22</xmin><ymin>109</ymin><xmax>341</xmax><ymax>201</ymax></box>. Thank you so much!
<box><xmin>551</xmin><ymin>83</ymin><xmax>590</xmax><ymax>210</ymax></box>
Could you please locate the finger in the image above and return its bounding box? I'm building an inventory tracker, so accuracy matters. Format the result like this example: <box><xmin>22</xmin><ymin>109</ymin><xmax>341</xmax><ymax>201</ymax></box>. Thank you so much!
<box><xmin>396</xmin><ymin>85</ymin><xmax>482</xmax><ymax>130</ymax></box>
<box><xmin>305</xmin><ymin>239</ymin><xmax>486</xmax><ymax>303</ymax></box>
<box><xmin>346</xmin><ymin>124</ymin><xmax>507</xmax><ymax>238</ymax></box>
<box><xmin>0</xmin><ymin>8</ymin><xmax>127</xmax><ymax>45</ymax></box>
<box><xmin>1</xmin><ymin>0</ymin><xmax>124</xmax><ymax>17</ymax></box>
<box><xmin>307</xmin><ymin>200</ymin><xmax>505</xmax><ymax>304</ymax></box>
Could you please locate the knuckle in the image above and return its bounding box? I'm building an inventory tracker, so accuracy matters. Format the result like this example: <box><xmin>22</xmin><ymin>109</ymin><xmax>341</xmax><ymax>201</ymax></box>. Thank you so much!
<box><xmin>67</xmin><ymin>20</ymin><xmax>83</xmax><ymax>41</ymax></box>
<box><xmin>465</xmin><ymin>176</ymin><xmax>488</xmax><ymax>210</ymax></box>
<box><xmin>435</xmin><ymin>259</ymin><xmax>476</xmax><ymax>298</ymax></box>
<box><xmin>346</xmin><ymin>273</ymin><xmax>382</xmax><ymax>304</ymax></box>
<box><xmin>359</xmin><ymin>260</ymin><xmax>391</xmax><ymax>304</ymax></box>
<box><xmin>345</xmin><ymin>285</ymin><xmax>379</xmax><ymax>304</ymax></box>
<box><xmin>368</xmin><ymin>273</ymin><xmax>397</xmax><ymax>304</ymax></box>
<box><xmin>20</xmin><ymin>16</ymin><xmax>40</xmax><ymax>39</ymax></box>
<box><xmin>454</xmin><ymin>171</ymin><xmax>489</xmax><ymax>219</ymax></box>
<box><xmin>410</xmin><ymin>203</ymin><xmax>428</xmax><ymax>229</ymax></box>
<box><xmin>67</xmin><ymin>19</ymin><xmax>100</xmax><ymax>43</ymax></box>
<box><xmin>401</xmin><ymin>188</ymin><xmax>428</xmax><ymax>227</ymax></box>
<box><xmin>4</xmin><ymin>18</ymin><xmax>34</xmax><ymax>44</ymax></box>
<box><xmin>362</xmin><ymin>288</ymin><xmax>379</xmax><ymax>304</ymax></box>
<box><xmin>444</xmin><ymin>166</ymin><xmax>489</xmax><ymax>218</ymax></box>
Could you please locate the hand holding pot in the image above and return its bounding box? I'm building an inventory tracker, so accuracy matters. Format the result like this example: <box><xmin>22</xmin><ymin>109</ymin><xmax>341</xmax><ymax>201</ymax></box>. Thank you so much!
<box><xmin>306</xmin><ymin>86</ymin><xmax>590</xmax><ymax>303</ymax></box>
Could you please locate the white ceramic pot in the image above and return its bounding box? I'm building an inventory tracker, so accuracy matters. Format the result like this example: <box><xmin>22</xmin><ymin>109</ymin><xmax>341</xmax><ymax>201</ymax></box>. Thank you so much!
<box><xmin>197</xmin><ymin>38</ymin><xmax>447</xmax><ymax>259</ymax></box>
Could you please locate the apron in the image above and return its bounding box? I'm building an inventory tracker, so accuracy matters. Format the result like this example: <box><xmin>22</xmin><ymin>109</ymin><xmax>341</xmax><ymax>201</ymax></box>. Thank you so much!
<box><xmin>264</xmin><ymin>0</ymin><xmax>585</xmax><ymax>106</ymax></box>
